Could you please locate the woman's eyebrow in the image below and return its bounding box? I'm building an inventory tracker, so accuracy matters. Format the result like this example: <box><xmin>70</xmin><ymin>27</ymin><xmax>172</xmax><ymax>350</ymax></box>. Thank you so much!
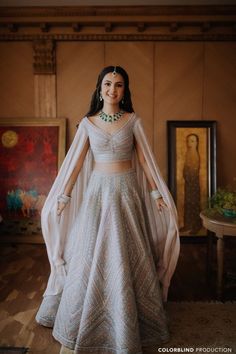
<box><xmin>104</xmin><ymin>80</ymin><xmax>124</xmax><ymax>84</ymax></box>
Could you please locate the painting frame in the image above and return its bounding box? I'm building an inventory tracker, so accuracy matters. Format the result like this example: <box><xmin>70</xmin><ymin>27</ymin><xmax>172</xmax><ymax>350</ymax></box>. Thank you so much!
<box><xmin>0</xmin><ymin>117</ymin><xmax>66</xmax><ymax>244</ymax></box>
<box><xmin>167</xmin><ymin>120</ymin><xmax>217</xmax><ymax>237</ymax></box>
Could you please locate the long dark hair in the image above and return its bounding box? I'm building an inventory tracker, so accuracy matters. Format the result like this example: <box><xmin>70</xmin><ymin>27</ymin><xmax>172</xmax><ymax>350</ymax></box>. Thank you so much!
<box><xmin>85</xmin><ymin>66</ymin><xmax>134</xmax><ymax>117</ymax></box>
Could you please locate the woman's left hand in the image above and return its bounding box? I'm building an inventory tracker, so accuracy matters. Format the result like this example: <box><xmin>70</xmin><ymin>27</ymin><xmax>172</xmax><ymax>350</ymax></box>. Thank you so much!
<box><xmin>155</xmin><ymin>197</ymin><xmax>168</xmax><ymax>212</ymax></box>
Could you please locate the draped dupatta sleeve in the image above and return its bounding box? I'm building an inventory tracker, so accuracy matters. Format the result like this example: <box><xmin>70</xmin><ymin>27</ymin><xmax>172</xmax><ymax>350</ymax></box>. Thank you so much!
<box><xmin>41</xmin><ymin>118</ymin><xmax>94</xmax><ymax>297</ymax></box>
<box><xmin>132</xmin><ymin>117</ymin><xmax>180</xmax><ymax>301</ymax></box>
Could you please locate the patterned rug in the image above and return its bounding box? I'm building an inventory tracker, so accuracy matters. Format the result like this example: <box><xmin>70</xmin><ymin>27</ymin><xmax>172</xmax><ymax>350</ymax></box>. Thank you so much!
<box><xmin>159</xmin><ymin>301</ymin><xmax>236</xmax><ymax>353</ymax></box>
<box><xmin>0</xmin><ymin>348</ymin><xmax>28</xmax><ymax>354</ymax></box>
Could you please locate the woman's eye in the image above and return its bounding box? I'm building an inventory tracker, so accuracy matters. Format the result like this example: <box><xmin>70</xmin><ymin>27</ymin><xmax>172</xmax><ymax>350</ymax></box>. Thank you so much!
<box><xmin>105</xmin><ymin>82</ymin><xmax>111</xmax><ymax>86</ymax></box>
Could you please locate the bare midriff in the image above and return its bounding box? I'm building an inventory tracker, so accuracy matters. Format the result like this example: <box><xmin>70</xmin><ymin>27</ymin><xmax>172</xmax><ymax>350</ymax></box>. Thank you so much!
<box><xmin>93</xmin><ymin>160</ymin><xmax>133</xmax><ymax>173</ymax></box>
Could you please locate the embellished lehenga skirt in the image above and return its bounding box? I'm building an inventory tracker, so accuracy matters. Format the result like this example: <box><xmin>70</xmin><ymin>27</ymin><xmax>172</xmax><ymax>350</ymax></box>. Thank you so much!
<box><xmin>36</xmin><ymin>168</ymin><xmax>170</xmax><ymax>353</ymax></box>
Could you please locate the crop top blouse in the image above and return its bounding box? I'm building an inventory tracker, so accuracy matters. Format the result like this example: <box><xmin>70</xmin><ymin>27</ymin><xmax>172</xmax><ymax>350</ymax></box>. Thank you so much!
<box><xmin>83</xmin><ymin>113</ymin><xmax>136</xmax><ymax>162</ymax></box>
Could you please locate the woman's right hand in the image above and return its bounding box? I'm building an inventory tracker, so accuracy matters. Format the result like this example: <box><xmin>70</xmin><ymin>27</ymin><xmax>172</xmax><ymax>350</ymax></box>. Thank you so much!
<box><xmin>57</xmin><ymin>201</ymin><xmax>67</xmax><ymax>216</ymax></box>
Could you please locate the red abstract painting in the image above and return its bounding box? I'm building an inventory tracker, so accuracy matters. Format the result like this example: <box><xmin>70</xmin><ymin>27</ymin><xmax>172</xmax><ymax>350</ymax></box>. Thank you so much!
<box><xmin>0</xmin><ymin>125</ymin><xmax>61</xmax><ymax>239</ymax></box>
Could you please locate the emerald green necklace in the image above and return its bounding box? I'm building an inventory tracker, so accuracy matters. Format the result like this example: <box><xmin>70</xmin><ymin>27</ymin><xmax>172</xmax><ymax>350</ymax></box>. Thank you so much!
<box><xmin>99</xmin><ymin>110</ymin><xmax>125</xmax><ymax>123</ymax></box>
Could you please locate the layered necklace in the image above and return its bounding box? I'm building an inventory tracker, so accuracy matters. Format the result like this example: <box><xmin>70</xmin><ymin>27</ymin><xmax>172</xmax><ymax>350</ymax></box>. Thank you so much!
<box><xmin>99</xmin><ymin>110</ymin><xmax>125</xmax><ymax>123</ymax></box>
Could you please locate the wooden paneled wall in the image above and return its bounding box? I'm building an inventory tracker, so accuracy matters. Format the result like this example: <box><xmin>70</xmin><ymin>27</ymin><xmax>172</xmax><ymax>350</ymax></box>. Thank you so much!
<box><xmin>0</xmin><ymin>6</ymin><xmax>236</xmax><ymax>188</ymax></box>
<box><xmin>56</xmin><ymin>41</ymin><xmax>236</xmax><ymax>186</ymax></box>
<box><xmin>0</xmin><ymin>42</ymin><xmax>34</xmax><ymax>117</ymax></box>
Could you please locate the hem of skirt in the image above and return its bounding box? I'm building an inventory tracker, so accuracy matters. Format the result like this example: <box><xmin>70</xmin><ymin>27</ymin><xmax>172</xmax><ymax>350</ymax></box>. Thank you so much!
<box><xmin>35</xmin><ymin>314</ymin><xmax>54</xmax><ymax>328</ymax></box>
<box><xmin>53</xmin><ymin>330</ymin><xmax>77</xmax><ymax>350</ymax></box>
<box><xmin>53</xmin><ymin>329</ymin><xmax>170</xmax><ymax>353</ymax></box>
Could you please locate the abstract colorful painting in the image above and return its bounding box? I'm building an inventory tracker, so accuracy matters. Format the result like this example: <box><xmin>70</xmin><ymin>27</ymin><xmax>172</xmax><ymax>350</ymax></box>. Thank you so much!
<box><xmin>0</xmin><ymin>118</ymin><xmax>66</xmax><ymax>243</ymax></box>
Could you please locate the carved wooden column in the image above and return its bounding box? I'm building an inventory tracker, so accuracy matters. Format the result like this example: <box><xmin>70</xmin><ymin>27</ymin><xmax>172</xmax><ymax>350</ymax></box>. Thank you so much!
<box><xmin>33</xmin><ymin>39</ymin><xmax>57</xmax><ymax>117</ymax></box>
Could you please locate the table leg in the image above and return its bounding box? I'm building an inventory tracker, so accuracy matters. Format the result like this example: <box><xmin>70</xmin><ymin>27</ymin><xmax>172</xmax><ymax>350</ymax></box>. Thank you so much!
<box><xmin>216</xmin><ymin>236</ymin><xmax>224</xmax><ymax>300</ymax></box>
<box><xmin>207</xmin><ymin>231</ymin><xmax>214</xmax><ymax>281</ymax></box>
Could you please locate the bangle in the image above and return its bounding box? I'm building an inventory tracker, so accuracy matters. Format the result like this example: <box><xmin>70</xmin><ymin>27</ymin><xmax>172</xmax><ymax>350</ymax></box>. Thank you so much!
<box><xmin>57</xmin><ymin>193</ymin><xmax>71</xmax><ymax>204</ymax></box>
<box><xmin>150</xmin><ymin>189</ymin><xmax>162</xmax><ymax>200</ymax></box>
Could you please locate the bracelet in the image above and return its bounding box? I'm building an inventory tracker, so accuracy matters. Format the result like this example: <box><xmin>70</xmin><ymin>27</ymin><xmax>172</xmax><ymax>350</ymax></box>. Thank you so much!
<box><xmin>57</xmin><ymin>193</ymin><xmax>71</xmax><ymax>204</ymax></box>
<box><xmin>150</xmin><ymin>189</ymin><xmax>162</xmax><ymax>200</ymax></box>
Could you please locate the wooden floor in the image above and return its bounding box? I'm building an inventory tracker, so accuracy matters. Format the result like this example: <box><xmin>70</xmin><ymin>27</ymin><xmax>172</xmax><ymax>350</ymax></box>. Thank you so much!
<box><xmin>0</xmin><ymin>238</ymin><xmax>235</xmax><ymax>353</ymax></box>
<box><xmin>0</xmin><ymin>244</ymin><xmax>61</xmax><ymax>354</ymax></box>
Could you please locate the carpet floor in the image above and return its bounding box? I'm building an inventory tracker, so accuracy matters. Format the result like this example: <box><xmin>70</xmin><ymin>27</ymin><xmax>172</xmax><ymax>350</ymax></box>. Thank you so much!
<box><xmin>162</xmin><ymin>301</ymin><xmax>236</xmax><ymax>353</ymax></box>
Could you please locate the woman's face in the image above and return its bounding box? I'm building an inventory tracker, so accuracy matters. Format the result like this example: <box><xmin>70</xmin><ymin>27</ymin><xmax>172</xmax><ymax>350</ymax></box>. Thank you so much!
<box><xmin>100</xmin><ymin>72</ymin><xmax>125</xmax><ymax>106</ymax></box>
<box><xmin>187</xmin><ymin>134</ymin><xmax>198</xmax><ymax>148</ymax></box>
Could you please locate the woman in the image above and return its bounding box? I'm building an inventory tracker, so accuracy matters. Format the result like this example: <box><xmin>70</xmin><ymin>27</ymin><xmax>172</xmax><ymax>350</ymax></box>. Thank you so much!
<box><xmin>181</xmin><ymin>133</ymin><xmax>202</xmax><ymax>235</ymax></box>
<box><xmin>36</xmin><ymin>66</ymin><xmax>180</xmax><ymax>354</ymax></box>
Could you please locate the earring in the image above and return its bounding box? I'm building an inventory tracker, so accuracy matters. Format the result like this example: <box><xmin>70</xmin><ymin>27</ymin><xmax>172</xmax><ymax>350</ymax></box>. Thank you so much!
<box><xmin>121</xmin><ymin>97</ymin><xmax>124</xmax><ymax>105</ymax></box>
<box><xmin>100</xmin><ymin>94</ymin><xmax>103</xmax><ymax>101</ymax></box>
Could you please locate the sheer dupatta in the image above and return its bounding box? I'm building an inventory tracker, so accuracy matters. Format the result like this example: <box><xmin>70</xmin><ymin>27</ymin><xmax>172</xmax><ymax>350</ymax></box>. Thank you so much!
<box><xmin>40</xmin><ymin>115</ymin><xmax>179</xmax><ymax>302</ymax></box>
<box><xmin>41</xmin><ymin>119</ymin><xmax>93</xmax><ymax>297</ymax></box>
<box><xmin>133</xmin><ymin>117</ymin><xmax>180</xmax><ymax>301</ymax></box>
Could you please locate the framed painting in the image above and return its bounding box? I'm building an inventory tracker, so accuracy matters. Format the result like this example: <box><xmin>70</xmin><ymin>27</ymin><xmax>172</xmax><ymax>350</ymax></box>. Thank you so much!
<box><xmin>167</xmin><ymin>120</ymin><xmax>217</xmax><ymax>237</ymax></box>
<box><xmin>0</xmin><ymin>117</ymin><xmax>66</xmax><ymax>243</ymax></box>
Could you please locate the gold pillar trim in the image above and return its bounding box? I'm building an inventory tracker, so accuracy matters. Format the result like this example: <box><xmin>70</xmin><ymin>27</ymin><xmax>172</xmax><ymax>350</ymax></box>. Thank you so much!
<box><xmin>34</xmin><ymin>75</ymin><xmax>57</xmax><ymax>118</ymax></box>
<box><xmin>33</xmin><ymin>39</ymin><xmax>56</xmax><ymax>75</ymax></box>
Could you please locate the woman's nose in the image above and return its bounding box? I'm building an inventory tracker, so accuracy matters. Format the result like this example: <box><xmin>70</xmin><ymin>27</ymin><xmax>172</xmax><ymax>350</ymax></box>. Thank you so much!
<box><xmin>109</xmin><ymin>85</ymin><xmax>116</xmax><ymax>93</ymax></box>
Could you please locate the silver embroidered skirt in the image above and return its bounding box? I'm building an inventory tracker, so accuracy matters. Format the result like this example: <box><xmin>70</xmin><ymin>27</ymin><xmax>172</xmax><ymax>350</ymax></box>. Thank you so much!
<box><xmin>37</xmin><ymin>168</ymin><xmax>170</xmax><ymax>353</ymax></box>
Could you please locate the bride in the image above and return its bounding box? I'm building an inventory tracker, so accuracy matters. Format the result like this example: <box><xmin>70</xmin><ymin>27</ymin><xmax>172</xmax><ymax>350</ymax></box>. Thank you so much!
<box><xmin>36</xmin><ymin>65</ymin><xmax>180</xmax><ymax>354</ymax></box>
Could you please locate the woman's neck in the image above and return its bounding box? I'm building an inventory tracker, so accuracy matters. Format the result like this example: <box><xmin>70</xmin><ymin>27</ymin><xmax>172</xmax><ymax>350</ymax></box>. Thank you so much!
<box><xmin>102</xmin><ymin>103</ymin><xmax>121</xmax><ymax>115</ymax></box>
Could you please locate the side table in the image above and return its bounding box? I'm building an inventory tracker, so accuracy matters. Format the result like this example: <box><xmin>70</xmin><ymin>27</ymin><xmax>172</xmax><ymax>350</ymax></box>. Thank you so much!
<box><xmin>200</xmin><ymin>210</ymin><xmax>236</xmax><ymax>300</ymax></box>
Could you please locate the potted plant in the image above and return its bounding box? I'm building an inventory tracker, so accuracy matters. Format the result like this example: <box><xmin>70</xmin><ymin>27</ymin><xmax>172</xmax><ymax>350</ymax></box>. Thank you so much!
<box><xmin>209</xmin><ymin>187</ymin><xmax>236</xmax><ymax>218</ymax></box>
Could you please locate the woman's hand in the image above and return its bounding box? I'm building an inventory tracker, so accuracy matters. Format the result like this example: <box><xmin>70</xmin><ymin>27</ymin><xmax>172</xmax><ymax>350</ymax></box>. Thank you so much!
<box><xmin>155</xmin><ymin>197</ymin><xmax>168</xmax><ymax>212</ymax></box>
<box><xmin>57</xmin><ymin>201</ymin><xmax>67</xmax><ymax>216</ymax></box>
